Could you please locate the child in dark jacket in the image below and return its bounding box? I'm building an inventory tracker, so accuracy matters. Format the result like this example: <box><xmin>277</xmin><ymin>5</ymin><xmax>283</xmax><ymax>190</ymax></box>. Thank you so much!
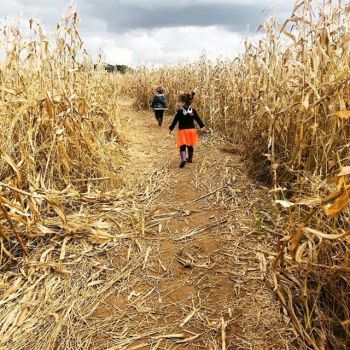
<box><xmin>150</xmin><ymin>86</ymin><xmax>167</xmax><ymax>126</ymax></box>
<box><xmin>169</xmin><ymin>92</ymin><xmax>206</xmax><ymax>168</ymax></box>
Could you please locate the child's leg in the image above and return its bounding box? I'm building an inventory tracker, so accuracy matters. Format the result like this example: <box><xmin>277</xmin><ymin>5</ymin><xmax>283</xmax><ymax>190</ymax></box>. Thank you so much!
<box><xmin>154</xmin><ymin>110</ymin><xmax>163</xmax><ymax>126</ymax></box>
<box><xmin>179</xmin><ymin>145</ymin><xmax>187</xmax><ymax>168</ymax></box>
<box><xmin>159</xmin><ymin>110</ymin><xmax>164</xmax><ymax>125</ymax></box>
<box><xmin>187</xmin><ymin>146</ymin><xmax>194</xmax><ymax>163</ymax></box>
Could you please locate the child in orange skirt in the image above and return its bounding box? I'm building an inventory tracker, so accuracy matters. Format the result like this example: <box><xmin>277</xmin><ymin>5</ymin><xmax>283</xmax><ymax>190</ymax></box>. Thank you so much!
<box><xmin>169</xmin><ymin>92</ymin><xmax>206</xmax><ymax>168</ymax></box>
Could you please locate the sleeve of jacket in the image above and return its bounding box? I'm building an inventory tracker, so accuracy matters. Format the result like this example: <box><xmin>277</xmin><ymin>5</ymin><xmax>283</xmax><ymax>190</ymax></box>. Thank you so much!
<box><xmin>193</xmin><ymin>109</ymin><xmax>205</xmax><ymax>128</ymax></box>
<box><xmin>150</xmin><ymin>96</ymin><xmax>156</xmax><ymax>108</ymax></box>
<box><xmin>164</xmin><ymin>96</ymin><xmax>168</xmax><ymax>108</ymax></box>
<box><xmin>169</xmin><ymin>111</ymin><xmax>180</xmax><ymax>131</ymax></box>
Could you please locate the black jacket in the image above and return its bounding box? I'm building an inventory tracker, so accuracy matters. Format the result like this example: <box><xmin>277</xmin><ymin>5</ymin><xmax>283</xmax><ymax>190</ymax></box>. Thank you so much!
<box><xmin>151</xmin><ymin>94</ymin><xmax>167</xmax><ymax>110</ymax></box>
<box><xmin>169</xmin><ymin>107</ymin><xmax>205</xmax><ymax>131</ymax></box>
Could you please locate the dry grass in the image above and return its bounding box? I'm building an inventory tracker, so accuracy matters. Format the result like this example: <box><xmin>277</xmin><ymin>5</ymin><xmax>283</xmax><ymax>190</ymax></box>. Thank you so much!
<box><xmin>0</xmin><ymin>12</ymin><xmax>126</xmax><ymax>265</ymax></box>
<box><xmin>2</xmin><ymin>1</ymin><xmax>350</xmax><ymax>349</ymax></box>
<box><xmin>0</xmin><ymin>100</ymin><xmax>298</xmax><ymax>350</ymax></box>
<box><xmin>121</xmin><ymin>1</ymin><xmax>350</xmax><ymax>348</ymax></box>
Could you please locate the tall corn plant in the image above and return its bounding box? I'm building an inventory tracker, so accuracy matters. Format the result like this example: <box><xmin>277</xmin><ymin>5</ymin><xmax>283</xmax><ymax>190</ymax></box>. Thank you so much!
<box><xmin>124</xmin><ymin>0</ymin><xmax>350</xmax><ymax>184</ymax></box>
<box><xmin>121</xmin><ymin>1</ymin><xmax>350</xmax><ymax>348</ymax></box>
<box><xmin>0</xmin><ymin>13</ymin><xmax>123</xmax><ymax>265</ymax></box>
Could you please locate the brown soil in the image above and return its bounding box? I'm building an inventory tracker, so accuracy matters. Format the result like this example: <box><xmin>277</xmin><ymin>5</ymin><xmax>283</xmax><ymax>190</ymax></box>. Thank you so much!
<box><xmin>88</xmin><ymin>100</ymin><xmax>301</xmax><ymax>349</ymax></box>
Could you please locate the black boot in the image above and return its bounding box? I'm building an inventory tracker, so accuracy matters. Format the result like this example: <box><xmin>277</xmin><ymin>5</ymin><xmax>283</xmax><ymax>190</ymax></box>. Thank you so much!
<box><xmin>187</xmin><ymin>149</ymin><xmax>194</xmax><ymax>163</ymax></box>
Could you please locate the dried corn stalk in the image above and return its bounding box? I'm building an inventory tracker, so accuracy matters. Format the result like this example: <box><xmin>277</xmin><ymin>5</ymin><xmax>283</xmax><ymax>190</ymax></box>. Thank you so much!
<box><xmin>119</xmin><ymin>1</ymin><xmax>350</xmax><ymax>348</ymax></box>
<box><xmin>0</xmin><ymin>12</ymin><xmax>125</xmax><ymax>265</ymax></box>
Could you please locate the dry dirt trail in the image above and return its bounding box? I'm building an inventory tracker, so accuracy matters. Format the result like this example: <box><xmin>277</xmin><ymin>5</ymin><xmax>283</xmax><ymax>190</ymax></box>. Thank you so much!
<box><xmin>87</xmin><ymin>100</ymin><xmax>300</xmax><ymax>350</ymax></box>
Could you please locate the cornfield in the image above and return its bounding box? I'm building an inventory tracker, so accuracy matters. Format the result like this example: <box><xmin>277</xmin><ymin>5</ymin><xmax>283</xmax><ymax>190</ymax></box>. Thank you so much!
<box><xmin>0</xmin><ymin>12</ymin><xmax>125</xmax><ymax>266</ymax></box>
<box><xmin>122</xmin><ymin>1</ymin><xmax>350</xmax><ymax>349</ymax></box>
<box><xmin>2</xmin><ymin>0</ymin><xmax>350</xmax><ymax>349</ymax></box>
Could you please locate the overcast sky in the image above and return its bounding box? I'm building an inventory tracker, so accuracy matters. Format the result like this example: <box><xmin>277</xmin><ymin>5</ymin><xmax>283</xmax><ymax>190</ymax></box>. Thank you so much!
<box><xmin>0</xmin><ymin>0</ymin><xmax>295</xmax><ymax>66</ymax></box>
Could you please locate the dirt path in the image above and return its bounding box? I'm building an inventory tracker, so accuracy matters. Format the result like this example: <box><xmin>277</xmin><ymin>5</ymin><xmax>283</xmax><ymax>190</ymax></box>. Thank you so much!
<box><xmin>0</xmin><ymin>100</ymin><xmax>304</xmax><ymax>350</ymax></box>
<box><xmin>88</xmin><ymin>100</ymin><xmax>299</xmax><ymax>350</ymax></box>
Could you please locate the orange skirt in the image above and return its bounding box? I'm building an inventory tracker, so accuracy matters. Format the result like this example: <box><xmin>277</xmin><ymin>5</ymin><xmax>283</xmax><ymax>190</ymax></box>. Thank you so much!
<box><xmin>177</xmin><ymin>128</ymin><xmax>198</xmax><ymax>147</ymax></box>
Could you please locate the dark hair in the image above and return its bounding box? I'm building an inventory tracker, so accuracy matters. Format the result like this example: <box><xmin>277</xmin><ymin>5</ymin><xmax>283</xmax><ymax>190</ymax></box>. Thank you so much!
<box><xmin>179</xmin><ymin>92</ymin><xmax>195</xmax><ymax>107</ymax></box>
<box><xmin>156</xmin><ymin>86</ymin><xmax>164</xmax><ymax>94</ymax></box>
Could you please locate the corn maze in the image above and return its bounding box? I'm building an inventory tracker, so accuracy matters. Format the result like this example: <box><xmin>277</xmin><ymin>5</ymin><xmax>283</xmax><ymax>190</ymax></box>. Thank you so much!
<box><xmin>1</xmin><ymin>1</ymin><xmax>350</xmax><ymax>349</ymax></box>
<box><xmin>122</xmin><ymin>1</ymin><xmax>350</xmax><ymax>349</ymax></box>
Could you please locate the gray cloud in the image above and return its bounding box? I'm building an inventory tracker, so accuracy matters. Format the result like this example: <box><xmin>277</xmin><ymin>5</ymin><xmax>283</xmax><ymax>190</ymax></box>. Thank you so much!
<box><xmin>81</xmin><ymin>1</ymin><xmax>269</xmax><ymax>33</ymax></box>
<box><xmin>0</xmin><ymin>0</ymin><xmax>296</xmax><ymax>65</ymax></box>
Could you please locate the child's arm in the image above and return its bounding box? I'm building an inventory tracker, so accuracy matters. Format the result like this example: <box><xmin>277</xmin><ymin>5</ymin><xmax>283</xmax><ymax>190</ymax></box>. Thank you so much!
<box><xmin>169</xmin><ymin>111</ymin><xmax>180</xmax><ymax>132</ymax></box>
<box><xmin>193</xmin><ymin>110</ymin><xmax>205</xmax><ymax>130</ymax></box>
<box><xmin>150</xmin><ymin>96</ymin><xmax>156</xmax><ymax>108</ymax></box>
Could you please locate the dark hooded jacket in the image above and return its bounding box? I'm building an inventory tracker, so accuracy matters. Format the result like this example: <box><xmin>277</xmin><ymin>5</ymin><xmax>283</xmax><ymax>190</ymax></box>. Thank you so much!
<box><xmin>151</xmin><ymin>94</ymin><xmax>167</xmax><ymax>110</ymax></box>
